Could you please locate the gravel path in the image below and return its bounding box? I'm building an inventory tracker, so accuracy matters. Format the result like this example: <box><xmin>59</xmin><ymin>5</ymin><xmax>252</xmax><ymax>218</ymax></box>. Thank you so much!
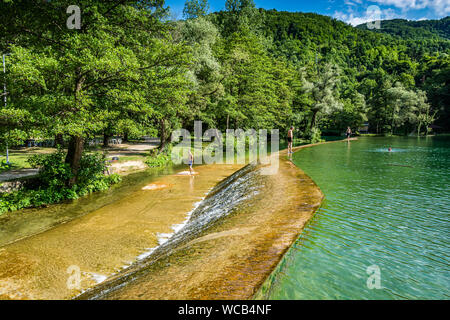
<box><xmin>0</xmin><ymin>169</ymin><xmax>40</xmax><ymax>183</ymax></box>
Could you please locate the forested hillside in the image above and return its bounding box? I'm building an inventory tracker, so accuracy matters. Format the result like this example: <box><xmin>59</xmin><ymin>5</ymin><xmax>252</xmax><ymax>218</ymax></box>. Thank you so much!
<box><xmin>210</xmin><ymin>8</ymin><xmax>449</xmax><ymax>134</ymax></box>
<box><xmin>357</xmin><ymin>17</ymin><xmax>450</xmax><ymax>40</ymax></box>
<box><xmin>1</xmin><ymin>0</ymin><xmax>449</xmax><ymax>186</ymax></box>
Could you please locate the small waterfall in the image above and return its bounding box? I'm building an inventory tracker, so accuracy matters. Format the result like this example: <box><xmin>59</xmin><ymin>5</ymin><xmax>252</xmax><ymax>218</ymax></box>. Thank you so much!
<box><xmin>77</xmin><ymin>163</ymin><xmax>264</xmax><ymax>299</ymax></box>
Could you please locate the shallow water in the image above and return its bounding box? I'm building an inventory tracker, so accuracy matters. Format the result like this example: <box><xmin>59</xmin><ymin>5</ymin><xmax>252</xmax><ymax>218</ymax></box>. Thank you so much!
<box><xmin>77</xmin><ymin>164</ymin><xmax>266</xmax><ymax>299</ymax></box>
<box><xmin>0</xmin><ymin>167</ymin><xmax>177</xmax><ymax>247</ymax></box>
<box><xmin>260</xmin><ymin>136</ymin><xmax>450</xmax><ymax>300</ymax></box>
<box><xmin>0</xmin><ymin>163</ymin><xmax>242</xmax><ymax>299</ymax></box>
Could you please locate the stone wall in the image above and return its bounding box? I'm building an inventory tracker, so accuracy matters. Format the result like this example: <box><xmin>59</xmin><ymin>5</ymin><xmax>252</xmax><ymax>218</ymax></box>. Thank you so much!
<box><xmin>0</xmin><ymin>180</ymin><xmax>24</xmax><ymax>193</ymax></box>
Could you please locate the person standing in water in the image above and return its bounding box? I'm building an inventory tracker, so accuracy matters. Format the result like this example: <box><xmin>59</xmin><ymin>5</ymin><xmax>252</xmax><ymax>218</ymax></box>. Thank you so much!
<box><xmin>287</xmin><ymin>126</ymin><xmax>294</xmax><ymax>154</ymax></box>
<box><xmin>346</xmin><ymin>127</ymin><xmax>352</xmax><ymax>142</ymax></box>
<box><xmin>188</xmin><ymin>149</ymin><xmax>194</xmax><ymax>175</ymax></box>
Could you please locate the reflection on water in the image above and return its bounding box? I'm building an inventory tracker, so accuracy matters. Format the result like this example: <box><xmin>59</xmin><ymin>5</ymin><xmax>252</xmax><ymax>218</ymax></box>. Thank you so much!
<box><xmin>261</xmin><ymin>136</ymin><xmax>450</xmax><ymax>300</ymax></box>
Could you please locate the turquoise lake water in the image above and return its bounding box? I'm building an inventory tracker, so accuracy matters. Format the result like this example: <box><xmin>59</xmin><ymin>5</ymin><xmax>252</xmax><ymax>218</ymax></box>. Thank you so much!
<box><xmin>263</xmin><ymin>136</ymin><xmax>450</xmax><ymax>300</ymax></box>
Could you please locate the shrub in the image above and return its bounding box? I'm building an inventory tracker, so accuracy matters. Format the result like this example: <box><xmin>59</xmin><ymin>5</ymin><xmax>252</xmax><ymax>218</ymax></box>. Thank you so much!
<box><xmin>145</xmin><ymin>150</ymin><xmax>173</xmax><ymax>168</ymax></box>
<box><xmin>0</xmin><ymin>159</ymin><xmax>12</xmax><ymax>172</ymax></box>
<box><xmin>309</xmin><ymin>128</ymin><xmax>325</xmax><ymax>144</ymax></box>
<box><xmin>28</xmin><ymin>150</ymin><xmax>72</xmax><ymax>188</ymax></box>
<box><xmin>0</xmin><ymin>151</ymin><xmax>121</xmax><ymax>215</ymax></box>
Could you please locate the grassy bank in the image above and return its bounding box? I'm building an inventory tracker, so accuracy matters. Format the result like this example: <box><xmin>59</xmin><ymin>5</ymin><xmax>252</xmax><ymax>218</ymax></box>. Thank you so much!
<box><xmin>0</xmin><ymin>148</ymin><xmax>54</xmax><ymax>172</ymax></box>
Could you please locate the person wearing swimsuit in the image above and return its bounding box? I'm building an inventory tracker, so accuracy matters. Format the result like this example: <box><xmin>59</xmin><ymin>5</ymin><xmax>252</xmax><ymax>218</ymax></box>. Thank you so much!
<box><xmin>287</xmin><ymin>127</ymin><xmax>294</xmax><ymax>154</ymax></box>
<box><xmin>188</xmin><ymin>150</ymin><xmax>194</xmax><ymax>175</ymax></box>
<box><xmin>346</xmin><ymin>127</ymin><xmax>352</xmax><ymax>142</ymax></box>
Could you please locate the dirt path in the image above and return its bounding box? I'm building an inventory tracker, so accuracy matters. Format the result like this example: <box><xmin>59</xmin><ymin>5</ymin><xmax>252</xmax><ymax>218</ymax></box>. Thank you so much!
<box><xmin>102</xmin><ymin>142</ymin><xmax>158</xmax><ymax>157</ymax></box>
<box><xmin>0</xmin><ymin>169</ymin><xmax>39</xmax><ymax>183</ymax></box>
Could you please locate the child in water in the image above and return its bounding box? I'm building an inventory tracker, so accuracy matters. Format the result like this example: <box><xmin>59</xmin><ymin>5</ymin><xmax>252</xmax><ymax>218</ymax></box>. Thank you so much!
<box><xmin>388</xmin><ymin>147</ymin><xmax>392</xmax><ymax>152</ymax></box>
<box><xmin>188</xmin><ymin>150</ymin><xmax>194</xmax><ymax>175</ymax></box>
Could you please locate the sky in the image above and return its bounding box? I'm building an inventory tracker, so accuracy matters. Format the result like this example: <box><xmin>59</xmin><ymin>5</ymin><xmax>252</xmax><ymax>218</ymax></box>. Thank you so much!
<box><xmin>165</xmin><ymin>0</ymin><xmax>450</xmax><ymax>25</ymax></box>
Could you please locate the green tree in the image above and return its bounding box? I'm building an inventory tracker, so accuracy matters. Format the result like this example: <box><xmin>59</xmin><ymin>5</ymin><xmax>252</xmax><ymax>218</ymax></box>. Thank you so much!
<box><xmin>300</xmin><ymin>64</ymin><xmax>343</xmax><ymax>131</ymax></box>
<box><xmin>216</xmin><ymin>29</ymin><xmax>294</xmax><ymax>131</ymax></box>
<box><xmin>385</xmin><ymin>83</ymin><xmax>417</xmax><ymax>135</ymax></box>
<box><xmin>0</xmin><ymin>108</ymin><xmax>30</xmax><ymax>161</ymax></box>
<box><xmin>419</xmin><ymin>54</ymin><xmax>449</xmax><ymax>131</ymax></box>
<box><xmin>183</xmin><ymin>0</ymin><xmax>209</xmax><ymax>19</ymax></box>
<box><xmin>414</xmin><ymin>90</ymin><xmax>436</xmax><ymax>136</ymax></box>
<box><xmin>221</xmin><ymin>0</ymin><xmax>262</xmax><ymax>36</ymax></box>
<box><xmin>178</xmin><ymin>17</ymin><xmax>224</xmax><ymax>128</ymax></box>
<box><xmin>3</xmin><ymin>0</ymin><xmax>171</xmax><ymax>185</ymax></box>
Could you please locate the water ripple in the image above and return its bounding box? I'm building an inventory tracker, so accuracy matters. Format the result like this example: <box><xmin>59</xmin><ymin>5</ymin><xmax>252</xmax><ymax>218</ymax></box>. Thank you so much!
<box><xmin>263</xmin><ymin>136</ymin><xmax>450</xmax><ymax>300</ymax></box>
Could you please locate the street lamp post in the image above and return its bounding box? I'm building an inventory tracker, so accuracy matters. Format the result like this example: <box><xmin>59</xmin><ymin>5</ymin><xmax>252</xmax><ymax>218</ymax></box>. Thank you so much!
<box><xmin>3</xmin><ymin>53</ymin><xmax>10</xmax><ymax>165</ymax></box>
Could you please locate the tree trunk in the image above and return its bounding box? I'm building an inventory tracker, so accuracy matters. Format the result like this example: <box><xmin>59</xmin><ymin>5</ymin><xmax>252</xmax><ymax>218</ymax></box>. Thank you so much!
<box><xmin>310</xmin><ymin>110</ymin><xmax>318</xmax><ymax>131</ymax></box>
<box><xmin>54</xmin><ymin>134</ymin><xmax>64</xmax><ymax>147</ymax></box>
<box><xmin>123</xmin><ymin>132</ymin><xmax>129</xmax><ymax>143</ymax></box>
<box><xmin>391</xmin><ymin>106</ymin><xmax>396</xmax><ymax>135</ymax></box>
<box><xmin>226</xmin><ymin>114</ymin><xmax>229</xmax><ymax>130</ymax></box>
<box><xmin>65</xmin><ymin>136</ymin><xmax>84</xmax><ymax>187</ymax></box>
<box><xmin>103</xmin><ymin>133</ymin><xmax>111</xmax><ymax>148</ymax></box>
<box><xmin>214</xmin><ymin>128</ymin><xmax>222</xmax><ymax>145</ymax></box>
<box><xmin>65</xmin><ymin>69</ymin><xmax>86</xmax><ymax>187</ymax></box>
<box><xmin>391</xmin><ymin>115</ymin><xmax>395</xmax><ymax>135</ymax></box>
<box><xmin>158</xmin><ymin>118</ymin><xmax>166</xmax><ymax>152</ymax></box>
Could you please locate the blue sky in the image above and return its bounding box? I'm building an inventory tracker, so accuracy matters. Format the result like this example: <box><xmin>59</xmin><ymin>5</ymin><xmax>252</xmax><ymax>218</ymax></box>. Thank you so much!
<box><xmin>165</xmin><ymin>0</ymin><xmax>450</xmax><ymax>25</ymax></box>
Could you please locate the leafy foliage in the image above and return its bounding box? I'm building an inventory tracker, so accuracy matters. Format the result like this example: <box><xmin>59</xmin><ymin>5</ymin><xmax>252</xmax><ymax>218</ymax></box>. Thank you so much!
<box><xmin>356</xmin><ymin>18</ymin><xmax>450</xmax><ymax>41</ymax></box>
<box><xmin>0</xmin><ymin>0</ymin><xmax>449</xmax><ymax>190</ymax></box>
<box><xmin>145</xmin><ymin>146</ymin><xmax>174</xmax><ymax>168</ymax></box>
<box><xmin>0</xmin><ymin>160</ymin><xmax>12</xmax><ymax>173</ymax></box>
<box><xmin>0</xmin><ymin>151</ymin><xmax>121</xmax><ymax>215</ymax></box>
<box><xmin>183</xmin><ymin>0</ymin><xmax>210</xmax><ymax>19</ymax></box>
<box><xmin>145</xmin><ymin>152</ymin><xmax>173</xmax><ymax>168</ymax></box>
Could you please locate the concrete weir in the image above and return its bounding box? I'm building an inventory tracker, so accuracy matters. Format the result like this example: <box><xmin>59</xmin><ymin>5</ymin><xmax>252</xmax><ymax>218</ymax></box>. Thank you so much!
<box><xmin>78</xmin><ymin>147</ymin><xmax>325</xmax><ymax>300</ymax></box>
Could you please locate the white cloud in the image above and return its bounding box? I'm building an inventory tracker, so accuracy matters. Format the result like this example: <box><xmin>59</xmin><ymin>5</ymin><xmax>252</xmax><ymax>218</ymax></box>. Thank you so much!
<box><xmin>334</xmin><ymin>7</ymin><xmax>402</xmax><ymax>26</ymax></box>
<box><xmin>371</xmin><ymin>0</ymin><xmax>450</xmax><ymax>14</ymax></box>
<box><xmin>333</xmin><ymin>0</ymin><xmax>450</xmax><ymax>26</ymax></box>
<box><xmin>344</xmin><ymin>0</ymin><xmax>363</xmax><ymax>6</ymax></box>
